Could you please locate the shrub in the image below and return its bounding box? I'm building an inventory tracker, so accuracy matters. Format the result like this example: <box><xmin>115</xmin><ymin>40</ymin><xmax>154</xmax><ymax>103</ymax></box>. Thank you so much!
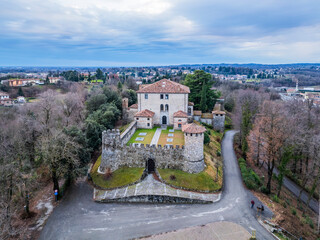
<box><xmin>260</xmin><ymin>186</ymin><xmax>269</xmax><ymax>194</ymax></box>
<box><xmin>291</xmin><ymin>207</ymin><xmax>297</xmax><ymax>215</ymax></box>
<box><xmin>282</xmin><ymin>202</ymin><xmax>287</xmax><ymax>208</ymax></box>
<box><xmin>305</xmin><ymin>216</ymin><xmax>314</xmax><ymax>229</ymax></box>
<box><xmin>272</xmin><ymin>195</ymin><xmax>279</xmax><ymax>203</ymax></box>
<box><xmin>169</xmin><ymin>175</ymin><xmax>176</xmax><ymax>181</ymax></box>
<box><xmin>103</xmin><ymin>168</ymin><xmax>113</xmax><ymax>180</ymax></box>
<box><xmin>216</xmin><ymin>150</ymin><xmax>221</xmax><ymax>157</ymax></box>
<box><xmin>204</xmin><ymin>132</ymin><xmax>210</xmax><ymax>144</ymax></box>
<box><xmin>238</xmin><ymin>158</ymin><xmax>262</xmax><ymax>190</ymax></box>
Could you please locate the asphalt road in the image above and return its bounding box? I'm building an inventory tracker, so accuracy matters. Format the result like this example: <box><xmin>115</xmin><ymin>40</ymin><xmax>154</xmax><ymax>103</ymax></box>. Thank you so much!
<box><xmin>272</xmin><ymin>168</ymin><xmax>319</xmax><ymax>214</ymax></box>
<box><xmin>39</xmin><ymin>131</ymin><xmax>275</xmax><ymax>240</ymax></box>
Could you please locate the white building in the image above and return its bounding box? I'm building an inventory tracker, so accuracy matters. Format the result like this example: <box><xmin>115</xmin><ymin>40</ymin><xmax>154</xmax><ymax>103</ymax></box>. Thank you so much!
<box><xmin>135</xmin><ymin>79</ymin><xmax>192</xmax><ymax>126</ymax></box>
<box><xmin>0</xmin><ymin>91</ymin><xmax>9</xmax><ymax>100</ymax></box>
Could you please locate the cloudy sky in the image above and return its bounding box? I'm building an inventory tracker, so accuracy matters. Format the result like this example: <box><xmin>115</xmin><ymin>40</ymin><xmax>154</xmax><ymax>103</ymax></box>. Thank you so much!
<box><xmin>1</xmin><ymin>0</ymin><xmax>320</xmax><ymax>66</ymax></box>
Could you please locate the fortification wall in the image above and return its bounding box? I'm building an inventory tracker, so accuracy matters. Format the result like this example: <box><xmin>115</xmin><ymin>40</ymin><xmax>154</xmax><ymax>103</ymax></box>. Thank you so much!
<box><xmin>120</xmin><ymin>121</ymin><xmax>137</xmax><ymax>145</ymax></box>
<box><xmin>101</xmin><ymin>129</ymin><xmax>204</xmax><ymax>173</ymax></box>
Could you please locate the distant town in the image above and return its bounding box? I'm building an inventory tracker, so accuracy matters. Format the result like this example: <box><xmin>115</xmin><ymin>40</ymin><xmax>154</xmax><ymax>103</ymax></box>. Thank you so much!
<box><xmin>1</xmin><ymin>64</ymin><xmax>320</xmax><ymax>107</ymax></box>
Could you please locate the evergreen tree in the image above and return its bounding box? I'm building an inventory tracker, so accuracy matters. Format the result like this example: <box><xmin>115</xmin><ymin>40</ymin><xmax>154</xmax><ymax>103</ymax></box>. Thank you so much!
<box><xmin>17</xmin><ymin>87</ymin><xmax>24</xmax><ymax>96</ymax></box>
<box><xmin>200</xmin><ymin>80</ymin><xmax>207</xmax><ymax>112</ymax></box>
<box><xmin>183</xmin><ymin>70</ymin><xmax>220</xmax><ymax>111</ymax></box>
<box><xmin>95</xmin><ymin>68</ymin><xmax>104</xmax><ymax>80</ymax></box>
<box><xmin>45</xmin><ymin>75</ymin><xmax>50</xmax><ymax>85</ymax></box>
<box><xmin>117</xmin><ymin>81</ymin><xmax>123</xmax><ymax>92</ymax></box>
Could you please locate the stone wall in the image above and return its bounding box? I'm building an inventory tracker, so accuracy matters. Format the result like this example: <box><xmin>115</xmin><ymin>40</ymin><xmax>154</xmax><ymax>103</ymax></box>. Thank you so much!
<box><xmin>213</xmin><ymin>114</ymin><xmax>225</xmax><ymax>132</ymax></box>
<box><xmin>135</xmin><ymin>116</ymin><xmax>153</xmax><ymax>129</ymax></box>
<box><xmin>101</xmin><ymin>129</ymin><xmax>205</xmax><ymax>173</ymax></box>
<box><xmin>120</xmin><ymin>121</ymin><xmax>137</xmax><ymax>145</ymax></box>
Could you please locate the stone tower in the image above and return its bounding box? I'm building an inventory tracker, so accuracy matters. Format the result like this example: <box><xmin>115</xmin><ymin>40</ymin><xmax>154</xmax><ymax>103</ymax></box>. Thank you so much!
<box><xmin>122</xmin><ymin>98</ymin><xmax>129</xmax><ymax>123</ymax></box>
<box><xmin>100</xmin><ymin>129</ymin><xmax>121</xmax><ymax>173</ymax></box>
<box><xmin>212</xmin><ymin>110</ymin><xmax>225</xmax><ymax>132</ymax></box>
<box><xmin>182</xmin><ymin>123</ymin><xmax>206</xmax><ymax>173</ymax></box>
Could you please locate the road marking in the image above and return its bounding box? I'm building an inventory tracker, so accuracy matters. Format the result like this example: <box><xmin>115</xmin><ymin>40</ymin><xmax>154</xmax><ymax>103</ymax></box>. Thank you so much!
<box><xmin>191</xmin><ymin>206</ymin><xmax>229</xmax><ymax>217</ymax></box>
<box><xmin>123</xmin><ymin>187</ymin><xmax>128</xmax><ymax>198</ymax></box>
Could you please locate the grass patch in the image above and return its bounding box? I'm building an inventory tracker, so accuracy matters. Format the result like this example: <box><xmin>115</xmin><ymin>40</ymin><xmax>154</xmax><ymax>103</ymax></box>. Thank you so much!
<box><xmin>119</xmin><ymin>122</ymin><xmax>131</xmax><ymax>133</ymax></box>
<box><xmin>90</xmin><ymin>156</ymin><xmax>144</xmax><ymax>189</ymax></box>
<box><xmin>127</xmin><ymin>127</ymin><xmax>158</xmax><ymax>145</ymax></box>
<box><xmin>157</xmin><ymin>126</ymin><xmax>184</xmax><ymax>147</ymax></box>
<box><xmin>91</xmin><ymin>79</ymin><xmax>104</xmax><ymax>83</ymax></box>
<box><xmin>238</xmin><ymin>158</ymin><xmax>262</xmax><ymax>190</ymax></box>
<box><xmin>274</xmin><ymin>232</ymin><xmax>290</xmax><ymax>240</ymax></box>
<box><xmin>158</xmin><ymin>168</ymin><xmax>221</xmax><ymax>192</ymax></box>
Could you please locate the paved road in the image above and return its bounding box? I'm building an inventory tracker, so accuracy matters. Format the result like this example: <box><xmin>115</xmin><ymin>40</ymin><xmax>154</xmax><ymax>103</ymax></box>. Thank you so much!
<box><xmin>39</xmin><ymin>131</ymin><xmax>275</xmax><ymax>240</ymax></box>
<box><xmin>272</xmin><ymin>168</ymin><xmax>319</xmax><ymax>214</ymax></box>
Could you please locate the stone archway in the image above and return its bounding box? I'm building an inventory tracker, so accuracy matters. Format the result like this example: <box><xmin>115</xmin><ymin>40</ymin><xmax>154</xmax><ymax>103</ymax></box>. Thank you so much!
<box><xmin>146</xmin><ymin>159</ymin><xmax>155</xmax><ymax>173</ymax></box>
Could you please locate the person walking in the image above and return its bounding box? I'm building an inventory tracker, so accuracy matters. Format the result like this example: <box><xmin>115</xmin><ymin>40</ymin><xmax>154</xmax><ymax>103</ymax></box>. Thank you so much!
<box><xmin>251</xmin><ymin>200</ymin><xmax>255</xmax><ymax>208</ymax></box>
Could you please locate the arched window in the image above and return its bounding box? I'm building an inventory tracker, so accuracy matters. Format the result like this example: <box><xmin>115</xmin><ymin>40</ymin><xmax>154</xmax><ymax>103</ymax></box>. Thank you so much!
<box><xmin>165</xmin><ymin>104</ymin><xmax>169</xmax><ymax>111</ymax></box>
<box><xmin>160</xmin><ymin>104</ymin><xmax>164</xmax><ymax>111</ymax></box>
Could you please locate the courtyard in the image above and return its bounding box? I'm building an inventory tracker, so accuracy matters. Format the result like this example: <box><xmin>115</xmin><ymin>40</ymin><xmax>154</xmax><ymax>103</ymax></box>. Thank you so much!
<box><xmin>127</xmin><ymin>126</ymin><xmax>185</xmax><ymax>147</ymax></box>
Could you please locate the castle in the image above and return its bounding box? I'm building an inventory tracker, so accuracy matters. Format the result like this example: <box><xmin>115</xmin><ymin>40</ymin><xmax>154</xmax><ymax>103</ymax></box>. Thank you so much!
<box><xmin>100</xmin><ymin>79</ymin><xmax>225</xmax><ymax>174</ymax></box>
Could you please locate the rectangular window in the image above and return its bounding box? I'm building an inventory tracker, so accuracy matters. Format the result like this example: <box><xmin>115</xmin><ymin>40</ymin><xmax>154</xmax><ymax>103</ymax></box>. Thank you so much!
<box><xmin>145</xmin><ymin>94</ymin><xmax>148</xmax><ymax>99</ymax></box>
<box><xmin>147</xmin><ymin>123</ymin><xmax>150</xmax><ymax>126</ymax></box>
<box><xmin>165</xmin><ymin>94</ymin><xmax>169</xmax><ymax>99</ymax></box>
<box><xmin>160</xmin><ymin>94</ymin><xmax>164</xmax><ymax>99</ymax></box>
<box><xmin>178</xmin><ymin>124</ymin><xmax>181</xmax><ymax>128</ymax></box>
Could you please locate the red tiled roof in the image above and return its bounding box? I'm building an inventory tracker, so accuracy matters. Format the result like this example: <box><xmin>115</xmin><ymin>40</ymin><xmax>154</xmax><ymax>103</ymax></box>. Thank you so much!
<box><xmin>134</xmin><ymin>109</ymin><xmax>155</xmax><ymax>118</ymax></box>
<box><xmin>173</xmin><ymin>110</ymin><xmax>188</xmax><ymax>118</ymax></box>
<box><xmin>136</xmin><ymin>79</ymin><xmax>190</xmax><ymax>94</ymax></box>
<box><xmin>193</xmin><ymin>110</ymin><xmax>202</xmax><ymax>116</ymax></box>
<box><xmin>188</xmin><ymin>101</ymin><xmax>194</xmax><ymax>106</ymax></box>
<box><xmin>129</xmin><ymin>103</ymin><xmax>138</xmax><ymax>109</ymax></box>
<box><xmin>0</xmin><ymin>92</ymin><xmax>9</xmax><ymax>96</ymax></box>
<box><xmin>182</xmin><ymin>123</ymin><xmax>206</xmax><ymax>134</ymax></box>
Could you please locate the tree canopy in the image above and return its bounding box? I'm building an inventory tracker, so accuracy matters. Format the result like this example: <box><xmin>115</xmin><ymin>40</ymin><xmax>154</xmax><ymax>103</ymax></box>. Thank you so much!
<box><xmin>183</xmin><ymin>70</ymin><xmax>220</xmax><ymax>112</ymax></box>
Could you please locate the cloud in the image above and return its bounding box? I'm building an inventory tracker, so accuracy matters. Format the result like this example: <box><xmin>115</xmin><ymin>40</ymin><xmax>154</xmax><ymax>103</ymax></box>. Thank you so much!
<box><xmin>0</xmin><ymin>0</ymin><xmax>320</xmax><ymax>65</ymax></box>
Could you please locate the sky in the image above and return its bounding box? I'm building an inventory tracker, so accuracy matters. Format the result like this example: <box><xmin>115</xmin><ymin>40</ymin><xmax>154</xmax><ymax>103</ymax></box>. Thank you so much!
<box><xmin>1</xmin><ymin>0</ymin><xmax>320</xmax><ymax>66</ymax></box>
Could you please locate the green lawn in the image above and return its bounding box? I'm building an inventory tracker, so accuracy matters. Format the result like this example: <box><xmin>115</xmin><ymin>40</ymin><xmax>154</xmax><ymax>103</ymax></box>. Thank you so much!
<box><xmin>157</xmin><ymin>126</ymin><xmax>184</xmax><ymax>147</ymax></box>
<box><xmin>90</xmin><ymin>156</ymin><xmax>144</xmax><ymax>189</ymax></box>
<box><xmin>91</xmin><ymin>79</ymin><xmax>104</xmax><ymax>83</ymax></box>
<box><xmin>158</xmin><ymin>168</ymin><xmax>221</xmax><ymax>192</ymax></box>
<box><xmin>127</xmin><ymin>127</ymin><xmax>158</xmax><ymax>145</ymax></box>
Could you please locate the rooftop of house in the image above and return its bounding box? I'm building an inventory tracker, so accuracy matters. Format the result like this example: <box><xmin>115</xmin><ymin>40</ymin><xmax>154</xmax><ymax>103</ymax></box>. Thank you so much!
<box><xmin>137</xmin><ymin>79</ymin><xmax>190</xmax><ymax>94</ymax></box>
<box><xmin>212</xmin><ymin>110</ymin><xmax>226</xmax><ymax>115</ymax></box>
<box><xmin>0</xmin><ymin>92</ymin><xmax>9</xmax><ymax>96</ymax></box>
<box><xmin>182</xmin><ymin>123</ymin><xmax>206</xmax><ymax>134</ymax></box>
<box><xmin>188</xmin><ymin>101</ymin><xmax>194</xmax><ymax>106</ymax></box>
<box><xmin>201</xmin><ymin>113</ymin><xmax>213</xmax><ymax>119</ymax></box>
<box><xmin>129</xmin><ymin>103</ymin><xmax>138</xmax><ymax>109</ymax></box>
<box><xmin>193</xmin><ymin>110</ymin><xmax>202</xmax><ymax>116</ymax></box>
<box><xmin>173</xmin><ymin>110</ymin><xmax>188</xmax><ymax>118</ymax></box>
<box><xmin>134</xmin><ymin>109</ymin><xmax>155</xmax><ymax>118</ymax></box>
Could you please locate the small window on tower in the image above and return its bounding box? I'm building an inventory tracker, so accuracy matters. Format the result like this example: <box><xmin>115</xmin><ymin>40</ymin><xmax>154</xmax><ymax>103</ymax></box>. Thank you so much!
<box><xmin>145</xmin><ymin>94</ymin><xmax>148</xmax><ymax>99</ymax></box>
<box><xmin>160</xmin><ymin>94</ymin><xmax>164</xmax><ymax>99</ymax></box>
<box><xmin>165</xmin><ymin>94</ymin><xmax>169</xmax><ymax>99</ymax></box>
<box><xmin>136</xmin><ymin>118</ymin><xmax>139</xmax><ymax>120</ymax></box>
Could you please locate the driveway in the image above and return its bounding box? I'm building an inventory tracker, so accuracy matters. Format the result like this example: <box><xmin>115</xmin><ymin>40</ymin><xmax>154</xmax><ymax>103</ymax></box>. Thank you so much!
<box><xmin>39</xmin><ymin>131</ymin><xmax>275</xmax><ymax>240</ymax></box>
